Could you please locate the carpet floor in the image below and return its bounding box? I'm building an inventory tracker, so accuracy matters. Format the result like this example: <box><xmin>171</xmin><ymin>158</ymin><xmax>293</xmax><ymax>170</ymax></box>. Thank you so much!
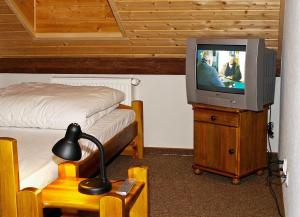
<box><xmin>105</xmin><ymin>152</ymin><xmax>284</xmax><ymax>217</ymax></box>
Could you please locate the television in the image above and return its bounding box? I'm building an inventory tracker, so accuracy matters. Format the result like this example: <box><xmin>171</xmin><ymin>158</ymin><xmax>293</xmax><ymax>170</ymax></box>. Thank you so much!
<box><xmin>186</xmin><ymin>38</ymin><xmax>276</xmax><ymax>111</ymax></box>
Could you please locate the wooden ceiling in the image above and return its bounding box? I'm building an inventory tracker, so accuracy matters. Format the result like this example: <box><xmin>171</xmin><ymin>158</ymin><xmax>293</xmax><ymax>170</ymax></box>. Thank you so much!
<box><xmin>4</xmin><ymin>0</ymin><xmax>124</xmax><ymax>38</ymax></box>
<box><xmin>0</xmin><ymin>0</ymin><xmax>282</xmax><ymax>74</ymax></box>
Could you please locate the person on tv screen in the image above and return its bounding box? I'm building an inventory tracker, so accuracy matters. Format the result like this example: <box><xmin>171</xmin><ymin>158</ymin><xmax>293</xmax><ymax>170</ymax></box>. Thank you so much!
<box><xmin>221</xmin><ymin>54</ymin><xmax>242</xmax><ymax>81</ymax></box>
<box><xmin>197</xmin><ymin>52</ymin><xmax>225</xmax><ymax>88</ymax></box>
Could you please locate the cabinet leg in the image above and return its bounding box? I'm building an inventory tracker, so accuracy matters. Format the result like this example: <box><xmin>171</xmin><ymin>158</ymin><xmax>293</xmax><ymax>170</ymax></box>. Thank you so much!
<box><xmin>232</xmin><ymin>178</ymin><xmax>240</xmax><ymax>185</ymax></box>
<box><xmin>256</xmin><ymin>170</ymin><xmax>264</xmax><ymax>176</ymax></box>
<box><xmin>193</xmin><ymin>168</ymin><xmax>203</xmax><ymax>175</ymax></box>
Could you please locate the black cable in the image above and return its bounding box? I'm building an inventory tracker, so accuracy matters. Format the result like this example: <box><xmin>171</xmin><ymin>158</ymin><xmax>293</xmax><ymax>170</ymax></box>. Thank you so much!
<box><xmin>266</xmin><ymin>105</ymin><xmax>284</xmax><ymax>217</ymax></box>
<box><xmin>267</xmin><ymin>175</ymin><xmax>284</xmax><ymax>217</ymax></box>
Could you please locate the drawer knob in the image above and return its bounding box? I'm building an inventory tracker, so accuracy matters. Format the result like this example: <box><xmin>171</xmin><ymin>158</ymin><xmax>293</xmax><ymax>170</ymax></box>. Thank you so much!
<box><xmin>210</xmin><ymin>115</ymin><xmax>217</xmax><ymax>121</ymax></box>
<box><xmin>228</xmin><ymin>149</ymin><xmax>235</xmax><ymax>155</ymax></box>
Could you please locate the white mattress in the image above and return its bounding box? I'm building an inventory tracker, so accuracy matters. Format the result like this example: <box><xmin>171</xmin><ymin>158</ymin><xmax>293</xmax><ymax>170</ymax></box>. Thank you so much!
<box><xmin>0</xmin><ymin>109</ymin><xmax>135</xmax><ymax>190</ymax></box>
<box><xmin>0</xmin><ymin>82</ymin><xmax>125</xmax><ymax>130</ymax></box>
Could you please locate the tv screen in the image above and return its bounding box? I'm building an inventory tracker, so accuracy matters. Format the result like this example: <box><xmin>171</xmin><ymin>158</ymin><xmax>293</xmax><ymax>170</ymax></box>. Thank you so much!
<box><xmin>196</xmin><ymin>44</ymin><xmax>246</xmax><ymax>94</ymax></box>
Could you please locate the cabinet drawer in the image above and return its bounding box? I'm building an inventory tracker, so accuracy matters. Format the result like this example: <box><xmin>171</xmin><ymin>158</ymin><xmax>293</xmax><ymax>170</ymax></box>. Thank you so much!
<box><xmin>194</xmin><ymin>109</ymin><xmax>240</xmax><ymax>127</ymax></box>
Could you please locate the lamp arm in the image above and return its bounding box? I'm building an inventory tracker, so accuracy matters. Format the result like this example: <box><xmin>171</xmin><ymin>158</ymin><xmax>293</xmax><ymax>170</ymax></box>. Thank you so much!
<box><xmin>81</xmin><ymin>133</ymin><xmax>108</xmax><ymax>183</ymax></box>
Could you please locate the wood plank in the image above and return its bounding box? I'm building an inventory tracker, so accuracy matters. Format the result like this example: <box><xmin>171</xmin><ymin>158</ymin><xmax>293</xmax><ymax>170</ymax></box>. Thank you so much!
<box><xmin>0</xmin><ymin>4</ymin><xmax>12</xmax><ymax>13</ymax></box>
<box><xmin>128</xmin><ymin>166</ymin><xmax>149</xmax><ymax>217</ymax></box>
<box><xmin>0</xmin><ymin>23</ymin><xmax>23</xmax><ymax>31</ymax></box>
<box><xmin>125</xmin><ymin>30</ymin><xmax>278</xmax><ymax>39</ymax></box>
<box><xmin>0</xmin><ymin>0</ymin><xmax>282</xmax><ymax>75</ymax></box>
<box><xmin>0</xmin><ymin>38</ymin><xmax>131</xmax><ymax>46</ymax></box>
<box><xmin>42</xmin><ymin>178</ymin><xmax>143</xmax><ymax>211</ymax></box>
<box><xmin>4</xmin><ymin>0</ymin><xmax>34</xmax><ymax>35</ymax></box>
<box><xmin>8</xmin><ymin>0</ymin><xmax>34</xmax><ymax>25</ymax></box>
<box><xmin>0</xmin><ymin>57</ymin><xmax>186</xmax><ymax>74</ymax></box>
<box><xmin>119</xmin><ymin>10</ymin><xmax>280</xmax><ymax>21</ymax></box>
<box><xmin>115</xmin><ymin>0</ymin><xmax>280</xmax><ymax>11</ymax></box>
<box><xmin>37</xmin><ymin>0</ymin><xmax>108</xmax><ymax>7</ymax></box>
<box><xmin>0</xmin><ymin>57</ymin><xmax>281</xmax><ymax>76</ymax></box>
<box><xmin>0</xmin><ymin>45</ymin><xmax>185</xmax><ymax>56</ymax></box>
<box><xmin>277</xmin><ymin>0</ymin><xmax>285</xmax><ymax>61</ymax></box>
<box><xmin>36</xmin><ymin>5</ymin><xmax>110</xmax><ymax>21</ymax></box>
<box><xmin>108</xmin><ymin>0</ymin><xmax>127</xmax><ymax>37</ymax></box>
<box><xmin>35</xmin><ymin>0</ymin><xmax>121</xmax><ymax>34</ymax></box>
<box><xmin>123</xmin><ymin>20</ymin><xmax>279</xmax><ymax>31</ymax></box>
<box><xmin>0</xmin><ymin>0</ymin><xmax>7</xmax><ymax>5</ymax></box>
<box><xmin>0</xmin><ymin>14</ymin><xmax>20</xmax><ymax>23</ymax></box>
<box><xmin>0</xmin><ymin>138</ymin><xmax>19</xmax><ymax>217</ymax></box>
<box><xmin>131</xmin><ymin>101</ymin><xmax>144</xmax><ymax>159</ymax></box>
<box><xmin>36</xmin><ymin>21</ymin><xmax>120</xmax><ymax>33</ymax></box>
<box><xmin>17</xmin><ymin>188</ymin><xmax>43</xmax><ymax>217</ymax></box>
<box><xmin>0</xmin><ymin>37</ymin><xmax>278</xmax><ymax>48</ymax></box>
<box><xmin>0</xmin><ymin>31</ymin><xmax>32</xmax><ymax>39</ymax></box>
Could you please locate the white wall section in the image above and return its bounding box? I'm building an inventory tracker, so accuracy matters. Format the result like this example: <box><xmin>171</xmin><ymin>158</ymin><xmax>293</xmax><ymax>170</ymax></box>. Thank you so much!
<box><xmin>280</xmin><ymin>0</ymin><xmax>300</xmax><ymax>216</ymax></box>
<box><xmin>0</xmin><ymin>74</ymin><xmax>280</xmax><ymax>151</ymax></box>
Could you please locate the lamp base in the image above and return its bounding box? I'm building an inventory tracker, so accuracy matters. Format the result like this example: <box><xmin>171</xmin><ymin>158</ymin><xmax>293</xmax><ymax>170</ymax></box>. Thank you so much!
<box><xmin>78</xmin><ymin>178</ymin><xmax>112</xmax><ymax>195</ymax></box>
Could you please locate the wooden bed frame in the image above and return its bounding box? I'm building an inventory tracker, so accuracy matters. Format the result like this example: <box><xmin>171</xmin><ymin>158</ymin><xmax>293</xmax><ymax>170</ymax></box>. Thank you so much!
<box><xmin>0</xmin><ymin>100</ymin><xmax>144</xmax><ymax>217</ymax></box>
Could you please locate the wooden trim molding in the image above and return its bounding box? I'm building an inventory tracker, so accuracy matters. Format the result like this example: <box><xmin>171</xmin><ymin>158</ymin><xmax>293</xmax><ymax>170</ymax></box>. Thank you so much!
<box><xmin>0</xmin><ymin>57</ymin><xmax>185</xmax><ymax>75</ymax></box>
<box><xmin>278</xmin><ymin>0</ymin><xmax>285</xmax><ymax>60</ymax></box>
<box><xmin>0</xmin><ymin>57</ymin><xmax>280</xmax><ymax>76</ymax></box>
<box><xmin>276</xmin><ymin>0</ymin><xmax>285</xmax><ymax>75</ymax></box>
<box><xmin>107</xmin><ymin>0</ymin><xmax>127</xmax><ymax>37</ymax></box>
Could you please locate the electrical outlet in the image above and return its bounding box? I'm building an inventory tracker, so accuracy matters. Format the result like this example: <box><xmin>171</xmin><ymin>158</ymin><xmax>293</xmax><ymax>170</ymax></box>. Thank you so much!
<box><xmin>282</xmin><ymin>158</ymin><xmax>288</xmax><ymax>175</ymax></box>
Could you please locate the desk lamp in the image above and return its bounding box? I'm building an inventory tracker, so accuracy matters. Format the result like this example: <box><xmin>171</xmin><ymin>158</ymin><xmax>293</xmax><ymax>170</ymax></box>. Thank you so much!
<box><xmin>52</xmin><ymin>123</ymin><xmax>111</xmax><ymax>195</ymax></box>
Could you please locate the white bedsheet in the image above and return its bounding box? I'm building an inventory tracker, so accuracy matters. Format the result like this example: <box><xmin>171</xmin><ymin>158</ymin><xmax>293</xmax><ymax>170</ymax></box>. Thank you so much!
<box><xmin>0</xmin><ymin>109</ymin><xmax>135</xmax><ymax>190</ymax></box>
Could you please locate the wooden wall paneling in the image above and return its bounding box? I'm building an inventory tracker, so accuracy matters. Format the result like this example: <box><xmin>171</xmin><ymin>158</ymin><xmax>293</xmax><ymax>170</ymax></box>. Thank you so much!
<box><xmin>34</xmin><ymin>32</ymin><xmax>123</xmax><ymax>39</ymax></box>
<box><xmin>35</xmin><ymin>0</ymin><xmax>122</xmax><ymax>36</ymax></box>
<box><xmin>0</xmin><ymin>31</ymin><xmax>33</xmax><ymax>40</ymax></box>
<box><xmin>12</xmin><ymin>0</ymin><xmax>34</xmax><ymax>26</ymax></box>
<box><xmin>0</xmin><ymin>37</ymin><xmax>187</xmax><ymax>48</ymax></box>
<box><xmin>115</xmin><ymin>0</ymin><xmax>280</xmax><ymax>11</ymax></box>
<box><xmin>0</xmin><ymin>57</ymin><xmax>186</xmax><ymax>74</ymax></box>
<box><xmin>0</xmin><ymin>38</ymin><xmax>132</xmax><ymax>47</ymax></box>
<box><xmin>123</xmin><ymin>20</ymin><xmax>279</xmax><ymax>31</ymax></box>
<box><xmin>36</xmin><ymin>21</ymin><xmax>120</xmax><ymax>33</ymax></box>
<box><xmin>0</xmin><ymin>46</ymin><xmax>185</xmax><ymax>57</ymax></box>
<box><xmin>125</xmin><ymin>30</ymin><xmax>278</xmax><ymax>39</ymax></box>
<box><xmin>0</xmin><ymin>3</ymin><xmax>11</xmax><ymax>13</ymax></box>
<box><xmin>4</xmin><ymin>0</ymin><xmax>34</xmax><ymax>35</ymax></box>
<box><xmin>0</xmin><ymin>23</ymin><xmax>23</xmax><ymax>31</ymax></box>
<box><xmin>119</xmin><ymin>10</ymin><xmax>279</xmax><ymax>21</ymax></box>
<box><xmin>0</xmin><ymin>14</ymin><xmax>19</xmax><ymax>23</ymax></box>
<box><xmin>108</xmin><ymin>0</ymin><xmax>127</xmax><ymax>37</ymax></box>
<box><xmin>0</xmin><ymin>0</ymin><xmax>282</xmax><ymax>74</ymax></box>
<box><xmin>276</xmin><ymin>0</ymin><xmax>285</xmax><ymax>74</ymax></box>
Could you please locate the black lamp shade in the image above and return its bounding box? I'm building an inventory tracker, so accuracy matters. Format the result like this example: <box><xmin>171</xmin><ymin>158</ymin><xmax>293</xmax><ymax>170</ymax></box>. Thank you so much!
<box><xmin>52</xmin><ymin>123</ymin><xmax>82</xmax><ymax>161</ymax></box>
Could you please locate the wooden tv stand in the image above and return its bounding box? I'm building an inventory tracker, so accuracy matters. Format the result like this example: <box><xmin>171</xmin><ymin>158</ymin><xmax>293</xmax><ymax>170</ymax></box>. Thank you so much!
<box><xmin>192</xmin><ymin>103</ymin><xmax>268</xmax><ymax>184</ymax></box>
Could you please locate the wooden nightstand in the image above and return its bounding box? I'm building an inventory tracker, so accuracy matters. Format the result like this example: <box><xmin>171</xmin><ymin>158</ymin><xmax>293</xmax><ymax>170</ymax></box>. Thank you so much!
<box><xmin>17</xmin><ymin>166</ymin><xmax>148</xmax><ymax>217</ymax></box>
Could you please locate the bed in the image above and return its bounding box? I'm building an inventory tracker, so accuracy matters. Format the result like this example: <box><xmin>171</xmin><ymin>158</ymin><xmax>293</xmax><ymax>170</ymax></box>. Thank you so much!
<box><xmin>0</xmin><ymin>82</ymin><xmax>144</xmax><ymax>217</ymax></box>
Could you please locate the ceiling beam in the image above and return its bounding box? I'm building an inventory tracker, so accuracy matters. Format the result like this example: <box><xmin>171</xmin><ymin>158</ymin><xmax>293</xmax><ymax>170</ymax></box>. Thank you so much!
<box><xmin>0</xmin><ymin>57</ymin><xmax>186</xmax><ymax>75</ymax></box>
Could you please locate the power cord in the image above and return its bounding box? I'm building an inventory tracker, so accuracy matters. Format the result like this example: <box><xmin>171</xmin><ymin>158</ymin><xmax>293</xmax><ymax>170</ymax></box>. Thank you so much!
<box><xmin>266</xmin><ymin>105</ymin><xmax>284</xmax><ymax>217</ymax></box>
<box><xmin>268</xmin><ymin>122</ymin><xmax>274</xmax><ymax>139</ymax></box>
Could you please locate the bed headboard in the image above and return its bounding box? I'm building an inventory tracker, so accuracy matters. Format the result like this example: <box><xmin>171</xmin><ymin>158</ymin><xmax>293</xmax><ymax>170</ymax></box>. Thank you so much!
<box><xmin>51</xmin><ymin>76</ymin><xmax>140</xmax><ymax>106</ymax></box>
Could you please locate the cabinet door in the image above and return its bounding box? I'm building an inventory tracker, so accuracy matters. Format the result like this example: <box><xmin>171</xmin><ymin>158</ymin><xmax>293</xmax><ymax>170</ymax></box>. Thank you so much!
<box><xmin>194</xmin><ymin>121</ymin><xmax>237</xmax><ymax>175</ymax></box>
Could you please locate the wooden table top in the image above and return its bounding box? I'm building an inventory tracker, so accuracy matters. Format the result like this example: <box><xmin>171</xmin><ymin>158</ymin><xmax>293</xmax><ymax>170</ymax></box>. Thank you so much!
<box><xmin>42</xmin><ymin>178</ymin><xmax>144</xmax><ymax>211</ymax></box>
